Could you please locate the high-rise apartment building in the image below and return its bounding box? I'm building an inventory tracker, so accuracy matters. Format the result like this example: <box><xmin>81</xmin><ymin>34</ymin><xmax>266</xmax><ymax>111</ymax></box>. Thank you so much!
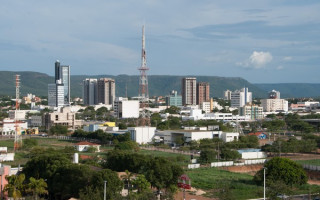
<box><xmin>54</xmin><ymin>60</ymin><xmax>70</xmax><ymax>105</ymax></box>
<box><xmin>197</xmin><ymin>82</ymin><xmax>210</xmax><ymax>105</ymax></box>
<box><xmin>48</xmin><ymin>60</ymin><xmax>70</xmax><ymax>107</ymax></box>
<box><xmin>82</xmin><ymin>78</ymin><xmax>115</xmax><ymax>106</ymax></box>
<box><xmin>230</xmin><ymin>88</ymin><xmax>252</xmax><ymax>108</ymax></box>
<box><xmin>83</xmin><ymin>79</ymin><xmax>98</xmax><ymax>105</ymax></box>
<box><xmin>97</xmin><ymin>78</ymin><xmax>115</xmax><ymax>105</ymax></box>
<box><xmin>182</xmin><ymin>77</ymin><xmax>196</xmax><ymax>106</ymax></box>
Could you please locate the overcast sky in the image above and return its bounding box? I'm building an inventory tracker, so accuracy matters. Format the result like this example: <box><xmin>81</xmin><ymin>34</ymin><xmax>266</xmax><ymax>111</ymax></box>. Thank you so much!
<box><xmin>0</xmin><ymin>0</ymin><xmax>319</xmax><ymax>83</ymax></box>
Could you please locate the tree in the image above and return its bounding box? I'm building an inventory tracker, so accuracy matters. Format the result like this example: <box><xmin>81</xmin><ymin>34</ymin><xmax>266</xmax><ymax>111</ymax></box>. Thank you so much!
<box><xmin>220</xmin><ymin>148</ymin><xmax>241</xmax><ymax>161</ymax></box>
<box><xmin>23</xmin><ymin>138</ymin><xmax>38</xmax><ymax>150</ymax></box>
<box><xmin>49</xmin><ymin>125</ymin><xmax>68</xmax><ymax>135</ymax></box>
<box><xmin>200</xmin><ymin>149</ymin><xmax>217</xmax><ymax>163</ymax></box>
<box><xmin>118</xmin><ymin>122</ymin><xmax>127</xmax><ymax>130</ymax></box>
<box><xmin>27</xmin><ymin>177</ymin><xmax>48</xmax><ymax>200</ymax></box>
<box><xmin>4</xmin><ymin>174</ymin><xmax>26</xmax><ymax>200</ymax></box>
<box><xmin>115</xmin><ymin>141</ymin><xmax>140</xmax><ymax>152</ymax></box>
<box><xmin>121</xmin><ymin>170</ymin><xmax>134</xmax><ymax>194</ymax></box>
<box><xmin>131</xmin><ymin>174</ymin><xmax>151</xmax><ymax>193</ymax></box>
<box><xmin>254</xmin><ymin>157</ymin><xmax>307</xmax><ymax>186</ymax></box>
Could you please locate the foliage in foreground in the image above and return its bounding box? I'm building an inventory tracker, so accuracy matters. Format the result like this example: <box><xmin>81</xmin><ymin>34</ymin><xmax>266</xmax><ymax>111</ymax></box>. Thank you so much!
<box><xmin>254</xmin><ymin>157</ymin><xmax>307</xmax><ymax>186</ymax></box>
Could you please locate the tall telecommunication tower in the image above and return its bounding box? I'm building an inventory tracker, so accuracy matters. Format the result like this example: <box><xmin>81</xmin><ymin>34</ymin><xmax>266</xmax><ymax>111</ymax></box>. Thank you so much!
<box><xmin>14</xmin><ymin>75</ymin><xmax>22</xmax><ymax>151</ymax></box>
<box><xmin>138</xmin><ymin>25</ymin><xmax>150</xmax><ymax>126</ymax></box>
<box><xmin>138</xmin><ymin>25</ymin><xmax>149</xmax><ymax>100</ymax></box>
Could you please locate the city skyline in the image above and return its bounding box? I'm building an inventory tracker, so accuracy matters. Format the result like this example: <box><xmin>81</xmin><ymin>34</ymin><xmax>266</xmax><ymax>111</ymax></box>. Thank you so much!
<box><xmin>0</xmin><ymin>1</ymin><xmax>320</xmax><ymax>83</ymax></box>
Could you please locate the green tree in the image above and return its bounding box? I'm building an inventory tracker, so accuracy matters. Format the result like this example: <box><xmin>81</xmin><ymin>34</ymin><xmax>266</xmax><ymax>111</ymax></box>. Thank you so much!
<box><xmin>118</xmin><ymin>122</ymin><xmax>127</xmax><ymax>130</ymax></box>
<box><xmin>115</xmin><ymin>141</ymin><xmax>140</xmax><ymax>152</ymax></box>
<box><xmin>131</xmin><ymin>174</ymin><xmax>151</xmax><ymax>193</ymax></box>
<box><xmin>4</xmin><ymin>174</ymin><xmax>26</xmax><ymax>200</ymax></box>
<box><xmin>254</xmin><ymin>157</ymin><xmax>307</xmax><ymax>186</ymax></box>
<box><xmin>49</xmin><ymin>125</ymin><xmax>68</xmax><ymax>135</ymax></box>
<box><xmin>27</xmin><ymin>177</ymin><xmax>48</xmax><ymax>200</ymax></box>
<box><xmin>200</xmin><ymin>149</ymin><xmax>217</xmax><ymax>163</ymax></box>
<box><xmin>23</xmin><ymin>138</ymin><xmax>38</xmax><ymax>150</ymax></box>
<box><xmin>220</xmin><ymin>148</ymin><xmax>241</xmax><ymax>161</ymax></box>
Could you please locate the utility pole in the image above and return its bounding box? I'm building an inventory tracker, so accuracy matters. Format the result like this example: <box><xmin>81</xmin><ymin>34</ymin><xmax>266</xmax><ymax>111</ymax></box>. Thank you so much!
<box><xmin>264</xmin><ymin>168</ymin><xmax>266</xmax><ymax>200</ymax></box>
<box><xmin>104</xmin><ymin>180</ymin><xmax>107</xmax><ymax>200</ymax></box>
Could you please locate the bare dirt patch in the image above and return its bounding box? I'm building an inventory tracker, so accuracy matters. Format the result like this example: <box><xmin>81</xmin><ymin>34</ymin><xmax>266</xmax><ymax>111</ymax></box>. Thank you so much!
<box><xmin>220</xmin><ymin>165</ymin><xmax>263</xmax><ymax>175</ymax></box>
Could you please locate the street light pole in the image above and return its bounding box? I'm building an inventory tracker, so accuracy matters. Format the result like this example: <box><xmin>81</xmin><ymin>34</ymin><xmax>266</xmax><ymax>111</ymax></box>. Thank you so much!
<box><xmin>104</xmin><ymin>180</ymin><xmax>107</xmax><ymax>200</ymax></box>
<box><xmin>264</xmin><ymin>168</ymin><xmax>266</xmax><ymax>200</ymax></box>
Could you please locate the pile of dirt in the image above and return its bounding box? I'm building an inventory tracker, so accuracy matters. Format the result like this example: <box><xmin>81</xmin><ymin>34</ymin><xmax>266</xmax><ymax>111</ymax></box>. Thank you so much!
<box><xmin>220</xmin><ymin>164</ymin><xmax>263</xmax><ymax>175</ymax></box>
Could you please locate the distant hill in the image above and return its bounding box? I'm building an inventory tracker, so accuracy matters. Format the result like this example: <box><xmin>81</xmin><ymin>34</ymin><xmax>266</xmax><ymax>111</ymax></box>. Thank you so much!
<box><xmin>0</xmin><ymin>71</ymin><xmax>318</xmax><ymax>98</ymax></box>
<box><xmin>254</xmin><ymin>83</ymin><xmax>320</xmax><ymax>98</ymax></box>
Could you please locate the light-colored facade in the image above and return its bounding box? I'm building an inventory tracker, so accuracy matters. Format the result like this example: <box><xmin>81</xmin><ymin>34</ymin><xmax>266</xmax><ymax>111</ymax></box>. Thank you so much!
<box><xmin>224</xmin><ymin>90</ymin><xmax>232</xmax><ymax>100</ymax></box>
<box><xmin>155</xmin><ymin>130</ymin><xmax>238</xmax><ymax>145</ymax></box>
<box><xmin>201</xmin><ymin>102</ymin><xmax>211</xmax><ymax>113</ymax></box>
<box><xmin>182</xmin><ymin>77</ymin><xmax>196</xmax><ymax>106</ymax></box>
<box><xmin>97</xmin><ymin>78</ymin><xmax>115</xmax><ymax>105</ymax></box>
<box><xmin>166</xmin><ymin>90</ymin><xmax>182</xmax><ymax>107</ymax></box>
<box><xmin>114</xmin><ymin>97</ymin><xmax>139</xmax><ymax>119</ymax></box>
<box><xmin>83</xmin><ymin>78</ymin><xmax>98</xmax><ymax>105</ymax></box>
<box><xmin>260</xmin><ymin>99</ymin><xmax>288</xmax><ymax>112</ymax></box>
<box><xmin>182</xmin><ymin>109</ymin><xmax>251</xmax><ymax>121</ymax></box>
<box><xmin>44</xmin><ymin>107</ymin><xmax>83</xmax><ymax>130</ymax></box>
<box><xmin>230</xmin><ymin>88</ymin><xmax>252</xmax><ymax>108</ymax></box>
<box><xmin>196</xmin><ymin>82</ymin><xmax>210</xmax><ymax>105</ymax></box>
<box><xmin>239</xmin><ymin>105</ymin><xmax>263</xmax><ymax>120</ymax></box>
<box><xmin>0</xmin><ymin>119</ymin><xmax>28</xmax><ymax>136</ymax></box>
<box><xmin>128</xmin><ymin>126</ymin><xmax>156</xmax><ymax>144</ymax></box>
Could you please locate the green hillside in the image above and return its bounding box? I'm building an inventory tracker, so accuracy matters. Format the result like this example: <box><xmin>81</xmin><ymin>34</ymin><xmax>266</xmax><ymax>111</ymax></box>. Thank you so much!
<box><xmin>3</xmin><ymin>71</ymin><xmax>319</xmax><ymax>98</ymax></box>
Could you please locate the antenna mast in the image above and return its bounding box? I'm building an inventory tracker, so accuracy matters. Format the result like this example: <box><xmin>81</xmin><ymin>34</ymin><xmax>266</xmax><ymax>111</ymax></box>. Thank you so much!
<box><xmin>138</xmin><ymin>25</ymin><xmax>150</xmax><ymax>126</ymax></box>
<box><xmin>14</xmin><ymin>75</ymin><xmax>22</xmax><ymax>151</ymax></box>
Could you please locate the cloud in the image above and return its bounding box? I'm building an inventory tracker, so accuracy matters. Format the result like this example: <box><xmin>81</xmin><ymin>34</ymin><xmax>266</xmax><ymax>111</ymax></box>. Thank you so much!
<box><xmin>237</xmin><ymin>51</ymin><xmax>273</xmax><ymax>69</ymax></box>
<box><xmin>283</xmin><ymin>56</ymin><xmax>292</xmax><ymax>61</ymax></box>
<box><xmin>277</xmin><ymin>65</ymin><xmax>284</xmax><ymax>70</ymax></box>
<box><xmin>249</xmin><ymin>51</ymin><xmax>273</xmax><ymax>67</ymax></box>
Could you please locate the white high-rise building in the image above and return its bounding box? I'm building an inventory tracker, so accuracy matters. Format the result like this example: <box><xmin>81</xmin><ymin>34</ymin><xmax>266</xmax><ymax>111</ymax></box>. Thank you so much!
<box><xmin>230</xmin><ymin>88</ymin><xmax>252</xmax><ymax>108</ymax></box>
<box><xmin>261</xmin><ymin>99</ymin><xmax>288</xmax><ymax>112</ymax></box>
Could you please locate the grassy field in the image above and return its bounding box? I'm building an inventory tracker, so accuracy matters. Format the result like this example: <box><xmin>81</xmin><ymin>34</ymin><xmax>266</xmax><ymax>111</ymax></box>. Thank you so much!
<box><xmin>186</xmin><ymin>167</ymin><xmax>263</xmax><ymax>199</ymax></box>
<box><xmin>139</xmin><ymin>149</ymin><xmax>191</xmax><ymax>167</ymax></box>
<box><xmin>186</xmin><ymin>167</ymin><xmax>320</xmax><ymax>199</ymax></box>
<box><xmin>296</xmin><ymin>159</ymin><xmax>320</xmax><ymax>166</ymax></box>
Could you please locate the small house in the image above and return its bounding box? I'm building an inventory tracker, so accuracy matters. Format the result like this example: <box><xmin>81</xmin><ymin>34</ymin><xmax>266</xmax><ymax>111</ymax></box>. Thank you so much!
<box><xmin>74</xmin><ymin>141</ymin><xmax>101</xmax><ymax>152</ymax></box>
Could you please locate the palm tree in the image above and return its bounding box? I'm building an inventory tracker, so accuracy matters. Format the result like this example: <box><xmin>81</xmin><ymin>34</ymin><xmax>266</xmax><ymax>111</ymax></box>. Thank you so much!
<box><xmin>3</xmin><ymin>174</ymin><xmax>25</xmax><ymax>200</ymax></box>
<box><xmin>27</xmin><ymin>177</ymin><xmax>48</xmax><ymax>200</ymax></box>
<box><xmin>120</xmin><ymin>170</ymin><xmax>133</xmax><ymax>195</ymax></box>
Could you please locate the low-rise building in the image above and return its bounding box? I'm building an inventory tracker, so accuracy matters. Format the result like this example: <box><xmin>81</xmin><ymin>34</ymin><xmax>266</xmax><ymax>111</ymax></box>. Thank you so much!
<box><xmin>74</xmin><ymin>141</ymin><xmax>101</xmax><ymax>152</ymax></box>
<box><xmin>44</xmin><ymin>107</ymin><xmax>83</xmax><ymax>130</ymax></box>
<box><xmin>239</xmin><ymin>104</ymin><xmax>263</xmax><ymax>120</ymax></box>
<box><xmin>128</xmin><ymin>127</ymin><xmax>156</xmax><ymax>144</ymax></box>
<box><xmin>0</xmin><ymin>118</ymin><xmax>28</xmax><ymax>136</ymax></box>
<box><xmin>155</xmin><ymin>130</ymin><xmax>239</xmax><ymax>145</ymax></box>
<box><xmin>114</xmin><ymin>97</ymin><xmax>139</xmax><ymax>119</ymax></box>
